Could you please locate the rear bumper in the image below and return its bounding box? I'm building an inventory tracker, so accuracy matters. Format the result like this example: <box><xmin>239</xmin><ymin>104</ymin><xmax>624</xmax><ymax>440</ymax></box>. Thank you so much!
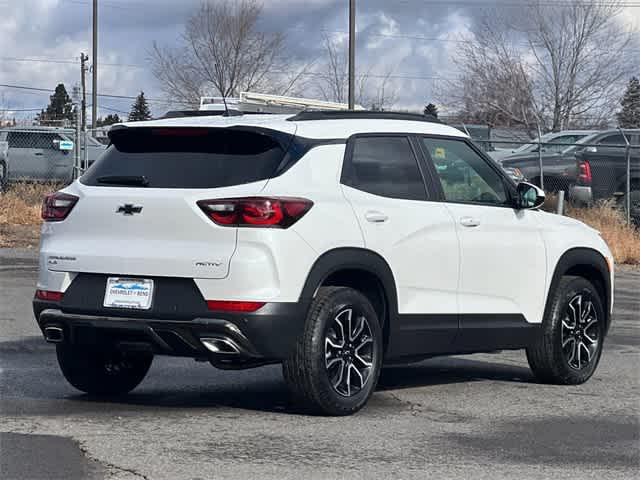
<box><xmin>569</xmin><ymin>185</ymin><xmax>592</xmax><ymax>205</ymax></box>
<box><xmin>34</xmin><ymin>300</ymin><xmax>306</xmax><ymax>367</ymax></box>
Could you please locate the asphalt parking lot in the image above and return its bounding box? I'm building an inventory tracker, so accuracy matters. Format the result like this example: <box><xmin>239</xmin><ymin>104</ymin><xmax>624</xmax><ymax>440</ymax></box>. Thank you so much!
<box><xmin>1</xmin><ymin>248</ymin><xmax>638</xmax><ymax>480</ymax></box>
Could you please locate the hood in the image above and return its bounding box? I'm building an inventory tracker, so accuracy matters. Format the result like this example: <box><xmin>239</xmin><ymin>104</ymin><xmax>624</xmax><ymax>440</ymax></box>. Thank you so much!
<box><xmin>537</xmin><ymin>210</ymin><xmax>600</xmax><ymax>235</ymax></box>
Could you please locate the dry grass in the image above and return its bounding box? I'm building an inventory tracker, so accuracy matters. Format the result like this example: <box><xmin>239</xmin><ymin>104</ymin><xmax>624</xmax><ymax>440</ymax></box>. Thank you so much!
<box><xmin>0</xmin><ymin>182</ymin><xmax>58</xmax><ymax>226</ymax></box>
<box><xmin>566</xmin><ymin>201</ymin><xmax>640</xmax><ymax>265</ymax></box>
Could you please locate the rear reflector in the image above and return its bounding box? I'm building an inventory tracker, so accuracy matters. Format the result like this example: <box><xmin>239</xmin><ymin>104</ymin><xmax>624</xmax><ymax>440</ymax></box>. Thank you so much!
<box><xmin>206</xmin><ymin>300</ymin><xmax>266</xmax><ymax>312</ymax></box>
<box><xmin>197</xmin><ymin>197</ymin><xmax>313</xmax><ymax>228</ymax></box>
<box><xmin>35</xmin><ymin>290</ymin><xmax>64</xmax><ymax>302</ymax></box>
<box><xmin>42</xmin><ymin>192</ymin><xmax>79</xmax><ymax>222</ymax></box>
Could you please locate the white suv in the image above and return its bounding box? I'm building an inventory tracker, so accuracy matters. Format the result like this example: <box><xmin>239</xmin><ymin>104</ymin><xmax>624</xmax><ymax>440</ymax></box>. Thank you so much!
<box><xmin>34</xmin><ymin>111</ymin><xmax>614</xmax><ymax>415</ymax></box>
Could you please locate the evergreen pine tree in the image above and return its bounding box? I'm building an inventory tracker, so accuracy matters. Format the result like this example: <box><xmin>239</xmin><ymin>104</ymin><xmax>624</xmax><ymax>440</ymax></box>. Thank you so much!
<box><xmin>617</xmin><ymin>77</ymin><xmax>640</xmax><ymax>128</ymax></box>
<box><xmin>36</xmin><ymin>83</ymin><xmax>74</xmax><ymax>126</ymax></box>
<box><xmin>128</xmin><ymin>92</ymin><xmax>152</xmax><ymax>122</ymax></box>
<box><xmin>424</xmin><ymin>103</ymin><xmax>439</xmax><ymax>118</ymax></box>
<box><xmin>97</xmin><ymin>114</ymin><xmax>122</xmax><ymax>127</ymax></box>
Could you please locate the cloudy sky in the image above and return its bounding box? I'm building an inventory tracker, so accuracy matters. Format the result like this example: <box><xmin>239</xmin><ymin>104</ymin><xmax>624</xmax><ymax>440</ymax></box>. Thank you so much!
<box><xmin>0</xmin><ymin>0</ymin><xmax>638</xmax><ymax>122</ymax></box>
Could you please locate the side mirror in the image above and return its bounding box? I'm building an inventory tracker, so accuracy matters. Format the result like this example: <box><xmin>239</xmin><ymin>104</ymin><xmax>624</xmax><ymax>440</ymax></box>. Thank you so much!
<box><xmin>516</xmin><ymin>182</ymin><xmax>545</xmax><ymax>210</ymax></box>
<box><xmin>584</xmin><ymin>146</ymin><xmax>597</xmax><ymax>154</ymax></box>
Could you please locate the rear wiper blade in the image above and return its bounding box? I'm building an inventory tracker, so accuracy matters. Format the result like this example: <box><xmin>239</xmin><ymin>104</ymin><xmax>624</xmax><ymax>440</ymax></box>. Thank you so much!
<box><xmin>97</xmin><ymin>175</ymin><xmax>149</xmax><ymax>187</ymax></box>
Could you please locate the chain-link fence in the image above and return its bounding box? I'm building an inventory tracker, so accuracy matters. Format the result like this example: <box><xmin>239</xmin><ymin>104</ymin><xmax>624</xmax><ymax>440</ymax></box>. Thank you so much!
<box><xmin>1</xmin><ymin>122</ymin><xmax>638</xmax><ymax>225</ymax></box>
<box><xmin>461</xmin><ymin>128</ymin><xmax>640</xmax><ymax>225</ymax></box>
<box><xmin>0</xmin><ymin>127</ymin><xmax>107</xmax><ymax>184</ymax></box>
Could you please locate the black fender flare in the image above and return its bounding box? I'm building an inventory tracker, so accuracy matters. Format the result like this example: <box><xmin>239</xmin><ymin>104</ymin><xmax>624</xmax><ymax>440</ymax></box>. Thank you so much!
<box><xmin>546</xmin><ymin>247</ymin><xmax>612</xmax><ymax>330</ymax></box>
<box><xmin>297</xmin><ymin>247</ymin><xmax>399</xmax><ymax>324</ymax></box>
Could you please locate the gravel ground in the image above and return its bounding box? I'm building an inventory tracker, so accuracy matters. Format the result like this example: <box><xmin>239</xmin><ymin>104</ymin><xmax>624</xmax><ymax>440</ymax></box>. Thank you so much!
<box><xmin>1</xmin><ymin>249</ymin><xmax>638</xmax><ymax>480</ymax></box>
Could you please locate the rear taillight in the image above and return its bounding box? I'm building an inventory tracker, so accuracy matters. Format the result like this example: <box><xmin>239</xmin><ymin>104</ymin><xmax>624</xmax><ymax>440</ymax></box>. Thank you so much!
<box><xmin>577</xmin><ymin>160</ymin><xmax>592</xmax><ymax>185</ymax></box>
<box><xmin>35</xmin><ymin>290</ymin><xmax>64</xmax><ymax>302</ymax></box>
<box><xmin>206</xmin><ymin>300</ymin><xmax>265</xmax><ymax>312</ymax></box>
<box><xmin>41</xmin><ymin>193</ymin><xmax>79</xmax><ymax>222</ymax></box>
<box><xmin>197</xmin><ymin>197</ymin><xmax>313</xmax><ymax>228</ymax></box>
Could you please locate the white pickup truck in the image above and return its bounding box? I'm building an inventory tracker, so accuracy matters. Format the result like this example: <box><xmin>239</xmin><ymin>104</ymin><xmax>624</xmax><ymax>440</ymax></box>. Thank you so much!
<box><xmin>0</xmin><ymin>140</ymin><xmax>8</xmax><ymax>191</ymax></box>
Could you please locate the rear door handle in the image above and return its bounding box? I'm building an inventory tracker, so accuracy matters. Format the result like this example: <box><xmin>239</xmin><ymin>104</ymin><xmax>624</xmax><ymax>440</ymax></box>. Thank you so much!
<box><xmin>365</xmin><ymin>211</ymin><xmax>388</xmax><ymax>223</ymax></box>
<box><xmin>34</xmin><ymin>152</ymin><xmax>43</xmax><ymax>156</ymax></box>
<box><xmin>460</xmin><ymin>216</ymin><xmax>481</xmax><ymax>228</ymax></box>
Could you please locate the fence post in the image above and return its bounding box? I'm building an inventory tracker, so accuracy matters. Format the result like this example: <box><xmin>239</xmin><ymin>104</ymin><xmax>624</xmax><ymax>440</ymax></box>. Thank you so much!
<box><xmin>83</xmin><ymin>130</ymin><xmax>89</xmax><ymax>172</ymax></box>
<box><xmin>537</xmin><ymin>124</ymin><xmax>544</xmax><ymax>191</ymax></box>
<box><xmin>556</xmin><ymin>190</ymin><xmax>565</xmax><ymax>215</ymax></box>
<box><xmin>74</xmin><ymin>107</ymin><xmax>81</xmax><ymax>180</ymax></box>
<box><xmin>619</xmin><ymin>128</ymin><xmax>631</xmax><ymax>226</ymax></box>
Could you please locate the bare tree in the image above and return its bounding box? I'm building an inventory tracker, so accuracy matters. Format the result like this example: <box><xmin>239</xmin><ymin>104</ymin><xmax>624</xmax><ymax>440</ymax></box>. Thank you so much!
<box><xmin>445</xmin><ymin>13</ymin><xmax>538</xmax><ymax>132</ymax></box>
<box><xmin>526</xmin><ymin>1</ymin><xmax>633</xmax><ymax>131</ymax></box>
<box><xmin>315</xmin><ymin>35</ymin><xmax>398</xmax><ymax>110</ymax></box>
<box><xmin>448</xmin><ymin>0</ymin><xmax>636</xmax><ymax>131</ymax></box>
<box><xmin>150</xmin><ymin>0</ymin><xmax>303</xmax><ymax>106</ymax></box>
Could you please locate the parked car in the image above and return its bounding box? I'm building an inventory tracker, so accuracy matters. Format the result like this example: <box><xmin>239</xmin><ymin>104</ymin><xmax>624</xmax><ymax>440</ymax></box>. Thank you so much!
<box><xmin>33</xmin><ymin>111</ymin><xmax>613</xmax><ymax>416</ymax></box>
<box><xmin>0</xmin><ymin>127</ymin><xmax>106</xmax><ymax>183</ymax></box>
<box><xmin>501</xmin><ymin>130</ymin><xmax>634</xmax><ymax>193</ymax></box>
<box><xmin>0</xmin><ymin>140</ymin><xmax>8</xmax><ymax>191</ymax></box>
<box><xmin>499</xmin><ymin>131</ymin><xmax>597</xmax><ymax>191</ymax></box>
<box><xmin>572</xmin><ymin>129</ymin><xmax>640</xmax><ymax>223</ymax></box>
<box><xmin>490</xmin><ymin>130</ymin><xmax>595</xmax><ymax>162</ymax></box>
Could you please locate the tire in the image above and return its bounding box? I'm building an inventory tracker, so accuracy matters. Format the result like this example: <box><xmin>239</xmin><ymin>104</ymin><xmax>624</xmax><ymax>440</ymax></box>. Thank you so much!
<box><xmin>56</xmin><ymin>344</ymin><xmax>152</xmax><ymax>395</ymax></box>
<box><xmin>282</xmin><ymin>287</ymin><xmax>383</xmax><ymax>416</ymax></box>
<box><xmin>526</xmin><ymin>276</ymin><xmax>605</xmax><ymax>385</ymax></box>
<box><xmin>0</xmin><ymin>160</ymin><xmax>7</xmax><ymax>193</ymax></box>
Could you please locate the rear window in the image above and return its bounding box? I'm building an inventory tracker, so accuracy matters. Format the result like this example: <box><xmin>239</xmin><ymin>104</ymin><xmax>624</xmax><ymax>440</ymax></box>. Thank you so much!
<box><xmin>81</xmin><ymin>127</ymin><xmax>289</xmax><ymax>189</ymax></box>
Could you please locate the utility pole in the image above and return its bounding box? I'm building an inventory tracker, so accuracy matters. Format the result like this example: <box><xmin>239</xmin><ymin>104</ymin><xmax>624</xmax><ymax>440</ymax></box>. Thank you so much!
<box><xmin>91</xmin><ymin>0</ymin><xmax>98</xmax><ymax>130</ymax></box>
<box><xmin>348</xmin><ymin>0</ymin><xmax>355</xmax><ymax>110</ymax></box>
<box><xmin>80</xmin><ymin>53</ymin><xmax>89</xmax><ymax>132</ymax></box>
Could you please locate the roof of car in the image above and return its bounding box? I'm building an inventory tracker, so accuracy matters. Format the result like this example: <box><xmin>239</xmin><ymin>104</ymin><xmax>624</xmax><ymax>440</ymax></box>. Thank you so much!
<box><xmin>118</xmin><ymin>112</ymin><xmax>468</xmax><ymax>140</ymax></box>
<box><xmin>545</xmin><ymin>130</ymin><xmax>597</xmax><ymax>136</ymax></box>
<box><xmin>0</xmin><ymin>126</ymin><xmax>74</xmax><ymax>133</ymax></box>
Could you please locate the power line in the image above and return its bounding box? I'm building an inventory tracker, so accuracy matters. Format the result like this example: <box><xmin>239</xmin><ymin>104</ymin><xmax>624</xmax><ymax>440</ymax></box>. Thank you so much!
<box><xmin>0</xmin><ymin>56</ymin><xmax>143</xmax><ymax>68</ymax></box>
<box><xmin>0</xmin><ymin>83</ymin><xmax>189</xmax><ymax>105</ymax></box>
<box><xmin>397</xmin><ymin>0</ymin><xmax>640</xmax><ymax>6</ymax></box>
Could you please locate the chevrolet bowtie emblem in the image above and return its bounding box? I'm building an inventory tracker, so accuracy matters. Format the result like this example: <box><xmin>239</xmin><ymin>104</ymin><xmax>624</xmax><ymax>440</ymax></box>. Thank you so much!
<box><xmin>116</xmin><ymin>204</ymin><xmax>143</xmax><ymax>215</ymax></box>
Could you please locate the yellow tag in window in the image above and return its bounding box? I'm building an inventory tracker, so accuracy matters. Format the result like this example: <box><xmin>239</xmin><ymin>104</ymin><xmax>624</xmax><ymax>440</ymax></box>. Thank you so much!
<box><xmin>434</xmin><ymin>147</ymin><xmax>446</xmax><ymax>159</ymax></box>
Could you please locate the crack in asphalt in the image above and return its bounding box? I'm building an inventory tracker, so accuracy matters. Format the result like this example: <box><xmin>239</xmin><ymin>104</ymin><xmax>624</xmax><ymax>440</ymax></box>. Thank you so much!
<box><xmin>78</xmin><ymin>443</ymin><xmax>150</xmax><ymax>480</ymax></box>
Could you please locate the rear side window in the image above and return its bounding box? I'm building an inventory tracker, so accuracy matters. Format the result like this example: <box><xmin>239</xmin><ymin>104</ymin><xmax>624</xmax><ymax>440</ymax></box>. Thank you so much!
<box><xmin>598</xmin><ymin>134</ymin><xmax>625</xmax><ymax>145</ymax></box>
<box><xmin>81</xmin><ymin>128</ymin><xmax>289</xmax><ymax>189</ymax></box>
<box><xmin>344</xmin><ymin>136</ymin><xmax>427</xmax><ymax>201</ymax></box>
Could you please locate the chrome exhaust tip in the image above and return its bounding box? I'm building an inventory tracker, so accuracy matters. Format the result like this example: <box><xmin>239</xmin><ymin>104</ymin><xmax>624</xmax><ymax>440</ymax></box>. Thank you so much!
<box><xmin>43</xmin><ymin>326</ymin><xmax>64</xmax><ymax>343</ymax></box>
<box><xmin>200</xmin><ymin>337</ymin><xmax>240</xmax><ymax>355</ymax></box>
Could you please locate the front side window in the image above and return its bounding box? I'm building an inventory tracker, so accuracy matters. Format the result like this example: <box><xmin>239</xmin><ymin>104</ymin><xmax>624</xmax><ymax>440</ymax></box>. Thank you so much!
<box><xmin>345</xmin><ymin>136</ymin><xmax>427</xmax><ymax>201</ymax></box>
<box><xmin>421</xmin><ymin>137</ymin><xmax>508</xmax><ymax>206</ymax></box>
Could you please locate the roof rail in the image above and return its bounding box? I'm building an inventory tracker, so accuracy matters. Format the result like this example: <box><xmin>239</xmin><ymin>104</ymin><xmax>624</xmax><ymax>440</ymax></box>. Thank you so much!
<box><xmin>286</xmin><ymin>110</ymin><xmax>441</xmax><ymax>123</ymax></box>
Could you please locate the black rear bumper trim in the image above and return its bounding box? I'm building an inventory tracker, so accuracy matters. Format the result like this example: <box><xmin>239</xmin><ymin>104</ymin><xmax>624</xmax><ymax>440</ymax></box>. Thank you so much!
<box><xmin>36</xmin><ymin>303</ymin><xmax>305</xmax><ymax>363</ymax></box>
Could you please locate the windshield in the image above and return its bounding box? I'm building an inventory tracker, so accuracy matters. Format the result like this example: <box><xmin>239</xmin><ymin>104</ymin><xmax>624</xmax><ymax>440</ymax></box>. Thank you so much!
<box><xmin>512</xmin><ymin>133</ymin><xmax>591</xmax><ymax>154</ymax></box>
<box><xmin>561</xmin><ymin>134</ymin><xmax>600</xmax><ymax>155</ymax></box>
<box><xmin>511</xmin><ymin>133</ymin><xmax>556</xmax><ymax>154</ymax></box>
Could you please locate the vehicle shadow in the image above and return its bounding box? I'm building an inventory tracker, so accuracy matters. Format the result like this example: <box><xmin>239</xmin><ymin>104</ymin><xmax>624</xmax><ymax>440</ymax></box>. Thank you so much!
<box><xmin>67</xmin><ymin>356</ymin><xmax>534</xmax><ymax>415</ymax></box>
<box><xmin>377</xmin><ymin>356</ymin><xmax>534</xmax><ymax>391</ymax></box>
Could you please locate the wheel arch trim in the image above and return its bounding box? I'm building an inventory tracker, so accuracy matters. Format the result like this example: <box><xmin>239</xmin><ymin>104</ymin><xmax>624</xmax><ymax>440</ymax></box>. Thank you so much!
<box><xmin>298</xmin><ymin>247</ymin><xmax>399</xmax><ymax>322</ymax></box>
<box><xmin>547</xmin><ymin>247</ymin><xmax>612</xmax><ymax>331</ymax></box>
